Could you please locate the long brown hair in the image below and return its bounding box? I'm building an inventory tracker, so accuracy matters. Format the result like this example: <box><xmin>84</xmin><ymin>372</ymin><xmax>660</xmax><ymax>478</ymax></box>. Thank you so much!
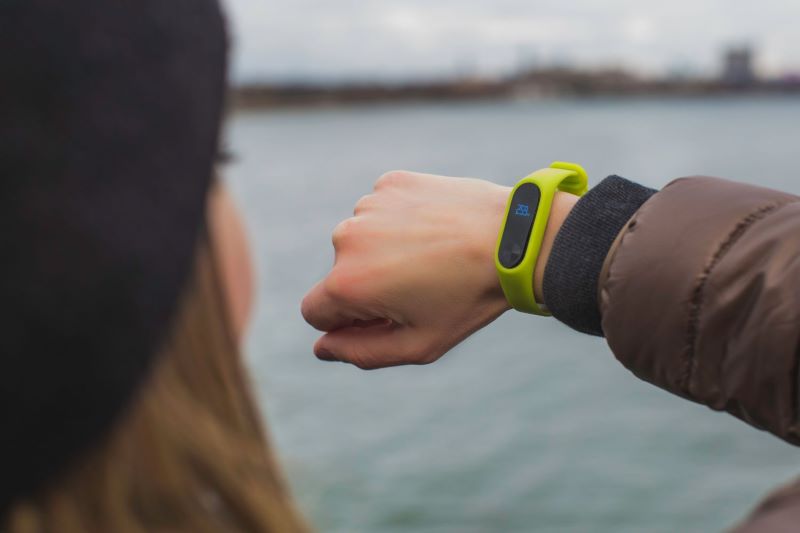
<box><xmin>4</xmin><ymin>232</ymin><xmax>310</xmax><ymax>533</ymax></box>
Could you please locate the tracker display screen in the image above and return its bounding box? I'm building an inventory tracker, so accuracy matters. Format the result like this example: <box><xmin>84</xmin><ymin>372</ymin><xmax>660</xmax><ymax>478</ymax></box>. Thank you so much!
<box><xmin>498</xmin><ymin>183</ymin><xmax>541</xmax><ymax>269</ymax></box>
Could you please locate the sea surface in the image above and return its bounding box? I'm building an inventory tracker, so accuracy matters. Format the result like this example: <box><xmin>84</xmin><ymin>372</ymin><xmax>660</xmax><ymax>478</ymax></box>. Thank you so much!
<box><xmin>224</xmin><ymin>96</ymin><xmax>800</xmax><ymax>533</ymax></box>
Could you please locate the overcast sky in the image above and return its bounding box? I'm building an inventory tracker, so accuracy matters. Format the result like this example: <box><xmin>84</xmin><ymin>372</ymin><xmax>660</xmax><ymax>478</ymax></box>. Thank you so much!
<box><xmin>222</xmin><ymin>0</ymin><xmax>800</xmax><ymax>83</ymax></box>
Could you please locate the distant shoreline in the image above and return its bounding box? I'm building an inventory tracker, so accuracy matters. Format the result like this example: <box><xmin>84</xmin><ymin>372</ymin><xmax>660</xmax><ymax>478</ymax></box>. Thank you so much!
<box><xmin>231</xmin><ymin>69</ymin><xmax>800</xmax><ymax>110</ymax></box>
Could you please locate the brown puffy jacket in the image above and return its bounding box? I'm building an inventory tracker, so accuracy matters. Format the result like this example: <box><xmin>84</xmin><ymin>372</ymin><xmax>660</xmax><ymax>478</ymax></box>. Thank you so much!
<box><xmin>598</xmin><ymin>177</ymin><xmax>800</xmax><ymax>532</ymax></box>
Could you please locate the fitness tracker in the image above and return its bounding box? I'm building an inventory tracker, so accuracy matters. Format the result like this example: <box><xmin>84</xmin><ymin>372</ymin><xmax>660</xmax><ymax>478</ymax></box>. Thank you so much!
<box><xmin>495</xmin><ymin>162</ymin><xmax>589</xmax><ymax>315</ymax></box>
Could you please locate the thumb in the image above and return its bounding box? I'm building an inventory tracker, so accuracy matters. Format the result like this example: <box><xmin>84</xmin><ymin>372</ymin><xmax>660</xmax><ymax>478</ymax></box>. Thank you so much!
<box><xmin>314</xmin><ymin>323</ymin><xmax>436</xmax><ymax>370</ymax></box>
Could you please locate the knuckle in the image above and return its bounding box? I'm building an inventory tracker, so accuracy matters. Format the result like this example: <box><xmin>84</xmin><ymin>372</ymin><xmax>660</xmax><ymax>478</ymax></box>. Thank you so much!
<box><xmin>331</xmin><ymin>218</ymin><xmax>356</xmax><ymax>249</ymax></box>
<box><xmin>323</xmin><ymin>269</ymin><xmax>354</xmax><ymax>302</ymax></box>
<box><xmin>344</xmin><ymin>340</ymin><xmax>382</xmax><ymax>371</ymax></box>
<box><xmin>300</xmin><ymin>296</ymin><xmax>312</xmax><ymax>322</ymax></box>
<box><xmin>349</xmin><ymin>349</ymin><xmax>377</xmax><ymax>371</ymax></box>
<box><xmin>352</xmin><ymin>359</ymin><xmax>373</xmax><ymax>371</ymax></box>
<box><xmin>353</xmin><ymin>194</ymin><xmax>374</xmax><ymax>215</ymax></box>
<box><xmin>374</xmin><ymin>170</ymin><xmax>411</xmax><ymax>191</ymax></box>
<box><xmin>300</xmin><ymin>295</ymin><xmax>318</xmax><ymax>325</ymax></box>
<box><xmin>300</xmin><ymin>294</ymin><xmax>325</xmax><ymax>329</ymax></box>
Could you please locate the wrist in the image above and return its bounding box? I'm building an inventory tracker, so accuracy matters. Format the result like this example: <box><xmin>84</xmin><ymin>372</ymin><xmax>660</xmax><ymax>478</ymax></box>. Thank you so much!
<box><xmin>534</xmin><ymin>191</ymin><xmax>579</xmax><ymax>303</ymax></box>
<box><xmin>485</xmin><ymin>184</ymin><xmax>514</xmax><ymax>312</ymax></box>
<box><xmin>488</xmin><ymin>186</ymin><xmax>579</xmax><ymax>313</ymax></box>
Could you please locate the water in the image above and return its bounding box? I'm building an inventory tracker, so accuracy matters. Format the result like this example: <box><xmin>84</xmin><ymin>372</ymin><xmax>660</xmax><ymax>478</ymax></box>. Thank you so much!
<box><xmin>224</xmin><ymin>97</ymin><xmax>800</xmax><ymax>533</ymax></box>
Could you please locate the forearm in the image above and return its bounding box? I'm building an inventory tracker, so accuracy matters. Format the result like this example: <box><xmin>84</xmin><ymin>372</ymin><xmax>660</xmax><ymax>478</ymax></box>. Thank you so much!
<box><xmin>543</xmin><ymin>174</ymin><xmax>800</xmax><ymax>445</ymax></box>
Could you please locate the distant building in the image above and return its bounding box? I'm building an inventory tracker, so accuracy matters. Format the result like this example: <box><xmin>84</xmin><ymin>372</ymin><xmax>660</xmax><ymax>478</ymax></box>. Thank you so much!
<box><xmin>722</xmin><ymin>46</ymin><xmax>757</xmax><ymax>86</ymax></box>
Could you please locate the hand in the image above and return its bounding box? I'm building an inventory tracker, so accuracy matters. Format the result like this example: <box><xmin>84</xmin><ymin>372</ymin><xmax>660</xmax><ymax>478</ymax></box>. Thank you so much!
<box><xmin>301</xmin><ymin>171</ymin><xmax>578</xmax><ymax>370</ymax></box>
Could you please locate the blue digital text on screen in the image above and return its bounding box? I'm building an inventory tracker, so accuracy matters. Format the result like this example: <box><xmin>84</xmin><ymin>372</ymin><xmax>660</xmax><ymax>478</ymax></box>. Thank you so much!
<box><xmin>515</xmin><ymin>204</ymin><xmax>531</xmax><ymax>217</ymax></box>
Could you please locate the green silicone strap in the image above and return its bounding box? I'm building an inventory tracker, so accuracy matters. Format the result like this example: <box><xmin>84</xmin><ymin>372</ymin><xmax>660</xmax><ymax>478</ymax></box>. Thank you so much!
<box><xmin>495</xmin><ymin>162</ymin><xmax>589</xmax><ymax>315</ymax></box>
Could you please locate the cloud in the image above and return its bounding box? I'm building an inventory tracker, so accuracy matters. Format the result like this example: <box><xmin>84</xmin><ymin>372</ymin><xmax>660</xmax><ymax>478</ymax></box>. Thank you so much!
<box><xmin>221</xmin><ymin>0</ymin><xmax>800</xmax><ymax>82</ymax></box>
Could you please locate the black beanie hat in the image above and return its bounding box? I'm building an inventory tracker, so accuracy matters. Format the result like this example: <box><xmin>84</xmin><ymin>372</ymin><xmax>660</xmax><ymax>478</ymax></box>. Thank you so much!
<box><xmin>0</xmin><ymin>0</ymin><xmax>228</xmax><ymax>511</ymax></box>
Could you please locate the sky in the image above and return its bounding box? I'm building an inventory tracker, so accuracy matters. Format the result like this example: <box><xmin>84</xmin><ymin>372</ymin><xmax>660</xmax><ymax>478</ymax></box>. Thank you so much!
<box><xmin>222</xmin><ymin>0</ymin><xmax>800</xmax><ymax>83</ymax></box>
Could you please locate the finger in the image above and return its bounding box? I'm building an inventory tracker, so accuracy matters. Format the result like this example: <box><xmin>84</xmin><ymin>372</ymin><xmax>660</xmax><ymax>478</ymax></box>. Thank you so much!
<box><xmin>373</xmin><ymin>170</ymin><xmax>422</xmax><ymax>192</ymax></box>
<box><xmin>301</xmin><ymin>280</ymin><xmax>356</xmax><ymax>332</ymax></box>
<box><xmin>314</xmin><ymin>324</ymin><xmax>436</xmax><ymax>370</ymax></box>
<box><xmin>353</xmin><ymin>194</ymin><xmax>375</xmax><ymax>216</ymax></box>
<box><xmin>331</xmin><ymin>216</ymin><xmax>370</xmax><ymax>261</ymax></box>
<box><xmin>301</xmin><ymin>278</ymin><xmax>379</xmax><ymax>332</ymax></box>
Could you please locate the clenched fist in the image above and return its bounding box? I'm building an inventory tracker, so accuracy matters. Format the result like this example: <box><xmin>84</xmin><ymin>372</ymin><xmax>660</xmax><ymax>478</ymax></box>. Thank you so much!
<box><xmin>301</xmin><ymin>170</ymin><xmax>577</xmax><ymax>370</ymax></box>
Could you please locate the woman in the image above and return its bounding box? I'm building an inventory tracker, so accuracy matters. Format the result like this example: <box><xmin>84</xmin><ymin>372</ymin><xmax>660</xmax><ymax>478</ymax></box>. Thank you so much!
<box><xmin>5</xmin><ymin>1</ymin><xmax>797</xmax><ymax>532</ymax></box>
<box><xmin>1</xmin><ymin>1</ymin><xmax>307</xmax><ymax>531</ymax></box>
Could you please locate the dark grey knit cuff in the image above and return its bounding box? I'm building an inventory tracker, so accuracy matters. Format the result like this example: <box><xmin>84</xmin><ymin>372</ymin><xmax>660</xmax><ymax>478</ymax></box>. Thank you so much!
<box><xmin>542</xmin><ymin>176</ymin><xmax>657</xmax><ymax>337</ymax></box>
